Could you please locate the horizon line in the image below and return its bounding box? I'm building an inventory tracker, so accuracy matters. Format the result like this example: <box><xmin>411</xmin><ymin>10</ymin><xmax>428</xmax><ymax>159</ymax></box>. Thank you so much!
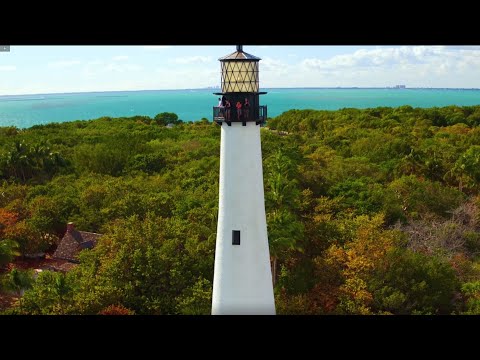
<box><xmin>1</xmin><ymin>86</ymin><xmax>480</xmax><ymax>97</ymax></box>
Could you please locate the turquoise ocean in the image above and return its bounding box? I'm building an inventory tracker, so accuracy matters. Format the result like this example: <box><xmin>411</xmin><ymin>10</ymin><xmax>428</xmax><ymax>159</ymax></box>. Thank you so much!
<box><xmin>1</xmin><ymin>88</ymin><xmax>480</xmax><ymax>129</ymax></box>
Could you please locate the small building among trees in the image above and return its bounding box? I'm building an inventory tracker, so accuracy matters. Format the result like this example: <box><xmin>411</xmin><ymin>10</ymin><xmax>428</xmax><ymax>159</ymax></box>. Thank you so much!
<box><xmin>53</xmin><ymin>222</ymin><xmax>102</xmax><ymax>264</ymax></box>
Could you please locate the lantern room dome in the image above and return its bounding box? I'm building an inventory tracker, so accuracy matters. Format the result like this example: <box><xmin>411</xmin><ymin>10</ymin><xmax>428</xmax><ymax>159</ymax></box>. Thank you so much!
<box><xmin>219</xmin><ymin>45</ymin><xmax>261</xmax><ymax>61</ymax></box>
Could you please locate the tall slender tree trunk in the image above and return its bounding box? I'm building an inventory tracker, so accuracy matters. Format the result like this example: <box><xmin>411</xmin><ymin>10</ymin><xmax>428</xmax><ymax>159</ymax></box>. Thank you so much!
<box><xmin>20</xmin><ymin>167</ymin><xmax>26</xmax><ymax>182</ymax></box>
<box><xmin>271</xmin><ymin>256</ymin><xmax>277</xmax><ymax>287</ymax></box>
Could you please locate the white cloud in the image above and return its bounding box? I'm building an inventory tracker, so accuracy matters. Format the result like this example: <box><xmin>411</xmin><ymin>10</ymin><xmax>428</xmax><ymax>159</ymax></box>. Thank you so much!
<box><xmin>444</xmin><ymin>46</ymin><xmax>480</xmax><ymax>50</ymax></box>
<box><xmin>143</xmin><ymin>46</ymin><xmax>172</xmax><ymax>51</ymax></box>
<box><xmin>82</xmin><ymin>60</ymin><xmax>105</xmax><ymax>77</ymax></box>
<box><xmin>154</xmin><ymin>66</ymin><xmax>218</xmax><ymax>88</ymax></box>
<box><xmin>301</xmin><ymin>46</ymin><xmax>449</xmax><ymax>70</ymax></box>
<box><xmin>81</xmin><ymin>59</ymin><xmax>143</xmax><ymax>77</ymax></box>
<box><xmin>172</xmin><ymin>56</ymin><xmax>212</xmax><ymax>64</ymax></box>
<box><xmin>261</xmin><ymin>57</ymin><xmax>288</xmax><ymax>73</ymax></box>
<box><xmin>48</xmin><ymin>60</ymin><xmax>81</xmax><ymax>69</ymax></box>
<box><xmin>112</xmin><ymin>55</ymin><xmax>129</xmax><ymax>61</ymax></box>
<box><xmin>0</xmin><ymin>65</ymin><xmax>16</xmax><ymax>71</ymax></box>
<box><xmin>280</xmin><ymin>46</ymin><xmax>480</xmax><ymax>88</ymax></box>
<box><xmin>105</xmin><ymin>63</ymin><xmax>142</xmax><ymax>72</ymax></box>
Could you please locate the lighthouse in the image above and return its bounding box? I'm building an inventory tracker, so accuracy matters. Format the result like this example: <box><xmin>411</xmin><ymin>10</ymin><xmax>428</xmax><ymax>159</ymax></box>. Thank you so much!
<box><xmin>211</xmin><ymin>46</ymin><xmax>275</xmax><ymax>315</ymax></box>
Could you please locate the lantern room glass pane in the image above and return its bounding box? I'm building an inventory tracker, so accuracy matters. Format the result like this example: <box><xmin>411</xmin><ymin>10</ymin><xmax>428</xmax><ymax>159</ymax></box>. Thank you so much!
<box><xmin>221</xmin><ymin>61</ymin><xmax>259</xmax><ymax>93</ymax></box>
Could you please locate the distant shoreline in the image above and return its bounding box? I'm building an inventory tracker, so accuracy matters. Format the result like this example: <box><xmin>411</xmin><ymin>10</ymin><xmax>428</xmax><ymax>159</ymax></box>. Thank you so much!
<box><xmin>2</xmin><ymin>88</ymin><xmax>480</xmax><ymax>129</ymax></box>
<box><xmin>2</xmin><ymin>87</ymin><xmax>480</xmax><ymax>98</ymax></box>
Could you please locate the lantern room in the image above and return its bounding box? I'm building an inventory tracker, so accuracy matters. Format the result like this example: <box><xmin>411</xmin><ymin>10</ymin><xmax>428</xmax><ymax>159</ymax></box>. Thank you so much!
<box><xmin>213</xmin><ymin>45</ymin><xmax>267</xmax><ymax>126</ymax></box>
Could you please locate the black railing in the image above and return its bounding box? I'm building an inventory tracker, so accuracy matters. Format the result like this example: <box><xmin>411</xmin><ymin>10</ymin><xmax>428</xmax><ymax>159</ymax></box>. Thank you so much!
<box><xmin>213</xmin><ymin>105</ymin><xmax>267</xmax><ymax>126</ymax></box>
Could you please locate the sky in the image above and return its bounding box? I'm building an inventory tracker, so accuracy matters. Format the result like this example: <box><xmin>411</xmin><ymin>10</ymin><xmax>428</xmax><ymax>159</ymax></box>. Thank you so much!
<box><xmin>0</xmin><ymin>46</ymin><xmax>479</xmax><ymax>95</ymax></box>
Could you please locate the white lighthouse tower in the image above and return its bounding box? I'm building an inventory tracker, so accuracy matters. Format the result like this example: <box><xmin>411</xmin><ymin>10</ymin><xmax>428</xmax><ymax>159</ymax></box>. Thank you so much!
<box><xmin>211</xmin><ymin>46</ymin><xmax>275</xmax><ymax>315</ymax></box>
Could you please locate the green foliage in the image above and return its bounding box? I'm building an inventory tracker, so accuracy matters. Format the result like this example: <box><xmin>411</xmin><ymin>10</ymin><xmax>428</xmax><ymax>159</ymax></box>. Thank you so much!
<box><xmin>268</xmin><ymin>209</ymin><xmax>303</xmax><ymax>258</ymax></box>
<box><xmin>328</xmin><ymin>177</ymin><xmax>384</xmax><ymax>215</ymax></box>
<box><xmin>2</xmin><ymin>268</ymin><xmax>34</xmax><ymax>297</ymax></box>
<box><xmin>5</xmin><ymin>220</ymin><xmax>48</xmax><ymax>255</ymax></box>
<box><xmin>461</xmin><ymin>281</ymin><xmax>480</xmax><ymax>314</ymax></box>
<box><xmin>370</xmin><ymin>249</ymin><xmax>459</xmax><ymax>314</ymax></box>
<box><xmin>21</xmin><ymin>270</ymin><xmax>73</xmax><ymax>314</ymax></box>
<box><xmin>452</xmin><ymin>145</ymin><xmax>480</xmax><ymax>190</ymax></box>
<box><xmin>387</xmin><ymin>175</ymin><xmax>465</xmax><ymax>219</ymax></box>
<box><xmin>73</xmin><ymin>141</ymin><xmax>133</xmax><ymax>176</ymax></box>
<box><xmin>154</xmin><ymin>112</ymin><xmax>180</xmax><ymax>126</ymax></box>
<box><xmin>126</xmin><ymin>153</ymin><xmax>166</xmax><ymax>174</ymax></box>
<box><xmin>60</xmin><ymin>214</ymin><xmax>214</xmax><ymax>315</ymax></box>
<box><xmin>0</xmin><ymin>240</ymin><xmax>20</xmax><ymax>266</ymax></box>
<box><xmin>176</xmin><ymin>278</ymin><xmax>213</xmax><ymax>315</ymax></box>
<box><xmin>2</xmin><ymin>106</ymin><xmax>480</xmax><ymax>315</ymax></box>
<box><xmin>0</xmin><ymin>140</ymin><xmax>66</xmax><ymax>182</ymax></box>
<box><xmin>0</xmin><ymin>126</ymin><xmax>19</xmax><ymax>138</ymax></box>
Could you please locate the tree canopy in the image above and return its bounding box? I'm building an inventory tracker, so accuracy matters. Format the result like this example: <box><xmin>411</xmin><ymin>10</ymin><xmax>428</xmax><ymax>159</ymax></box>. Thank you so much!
<box><xmin>1</xmin><ymin>105</ymin><xmax>480</xmax><ymax>314</ymax></box>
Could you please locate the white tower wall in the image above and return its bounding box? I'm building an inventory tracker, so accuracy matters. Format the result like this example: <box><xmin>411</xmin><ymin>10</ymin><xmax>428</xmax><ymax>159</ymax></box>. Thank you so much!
<box><xmin>212</xmin><ymin>122</ymin><xmax>275</xmax><ymax>315</ymax></box>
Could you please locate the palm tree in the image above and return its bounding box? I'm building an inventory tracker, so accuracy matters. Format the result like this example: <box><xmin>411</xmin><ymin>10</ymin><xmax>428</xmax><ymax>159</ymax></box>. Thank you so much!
<box><xmin>53</xmin><ymin>273</ymin><xmax>71</xmax><ymax>314</ymax></box>
<box><xmin>264</xmin><ymin>149</ymin><xmax>304</xmax><ymax>286</ymax></box>
<box><xmin>0</xmin><ymin>239</ymin><xmax>20</xmax><ymax>268</ymax></box>
<box><xmin>267</xmin><ymin>209</ymin><xmax>303</xmax><ymax>286</ymax></box>
<box><xmin>3</xmin><ymin>268</ymin><xmax>34</xmax><ymax>297</ymax></box>
<box><xmin>265</xmin><ymin>149</ymin><xmax>300</xmax><ymax>209</ymax></box>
